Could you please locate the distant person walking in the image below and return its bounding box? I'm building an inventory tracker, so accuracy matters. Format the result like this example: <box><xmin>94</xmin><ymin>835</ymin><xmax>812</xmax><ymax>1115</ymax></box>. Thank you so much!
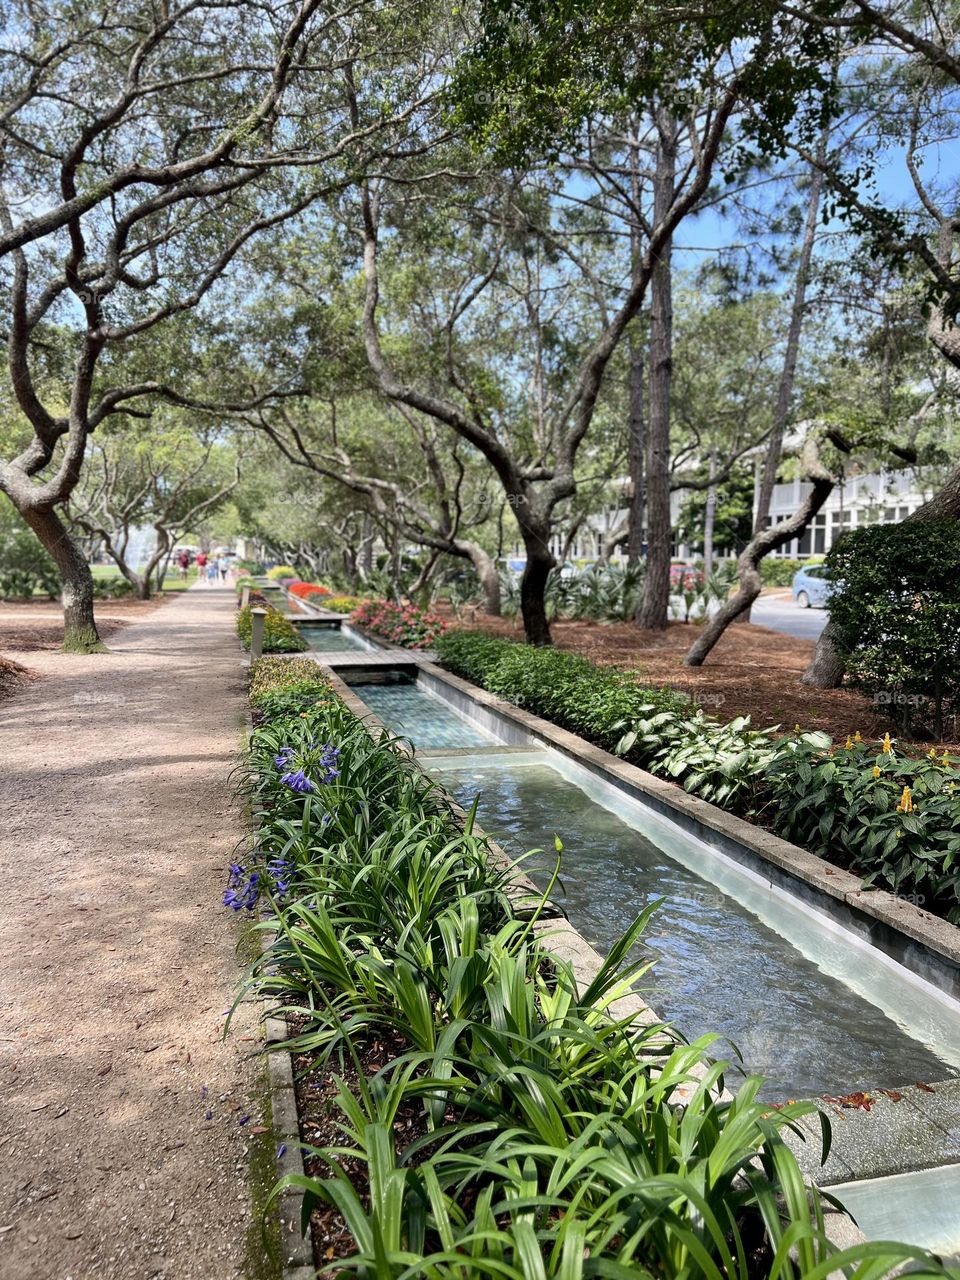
<box><xmin>195</xmin><ymin>551</ymin><xmax>208</xmax><ymax>583</ymax></box>
<box><xmin>217</xmin><ymin>555</ymin><xmax>229</xmax><ymax>582</ymax></box>
<box><xmin>206</xmin><ymin>560</ymin><xmax>218</xmax><ymax>585</ymax></box>
<box><xmin>176</xmin><ymin>550</ymin><xmax>190</xmax><ymax>581</ymax></box>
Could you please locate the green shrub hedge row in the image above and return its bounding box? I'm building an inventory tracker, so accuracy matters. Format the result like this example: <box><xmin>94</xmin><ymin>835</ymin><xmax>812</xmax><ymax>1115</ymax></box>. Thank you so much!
<box><xmin>236</xmin><ymin>602</ymin><xmax>307</xmax><ymax>653</ymax></box>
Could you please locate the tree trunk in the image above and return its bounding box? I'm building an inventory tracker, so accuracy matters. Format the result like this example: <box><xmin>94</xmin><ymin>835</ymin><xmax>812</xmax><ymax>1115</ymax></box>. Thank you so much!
<box><xmin>703</xmin><ymin>450</ymin><xmax>717</xmax><ymax>576</ymax></box>
<box><xmin>519</xmin><ymin>541</ymin><xmax>554</xmax><ymax>645</ymax></box>
<box><xmin>626</xmin><ymin>337</ymin><xmax>645</xmax><ymax>565</ymax></box>
<box><xmin>635</xmin><ymin>110</ymin><xmax>676</xmax><ymax>631</ymax></box>
<box><xmin>22</xmin><ymin>506</ymin><xmax>104</xmax><ymax>652</ymax></box>
<box><xmin>802</xmin><ymin>461</ymin><xmax>960</xmax><ymax>688</ymax></box>
<box><xmin>746</xmin><ymin>149</ymin><xmax>825</xmax><ymax>625</ymax></box>
<box><xmin>462</xmin><ymin>542</ymin><xmax>501</xmax><ymax>615</ymax></box>
<box><xmin>686</xmin><ymin>437</ymin><xmax>835</xmax><ymax>667</ymax></box>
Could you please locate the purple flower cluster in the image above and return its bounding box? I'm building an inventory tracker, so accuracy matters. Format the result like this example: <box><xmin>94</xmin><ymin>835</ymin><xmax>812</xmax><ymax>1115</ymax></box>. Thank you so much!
<box><xmin>223</xmin><ymin>862</ymin><xmax>259</xmax><ymax>912</ymax></box>
<box><xmin>266</xmin><ymin>856</ymin><xmax>292</xmax><ymax>895</ymax></box>
<box><xmin>272</xmin><ymin>741</ymin><xmax>341</xmax><ymax>793</ymax></box>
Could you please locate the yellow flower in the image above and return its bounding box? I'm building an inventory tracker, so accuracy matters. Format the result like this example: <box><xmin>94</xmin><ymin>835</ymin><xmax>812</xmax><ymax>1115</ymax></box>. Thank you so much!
<box><xmin>896</xmin><ymin>785</ymin><xmax>914</xmax><ymax>814</ymax></box>
<box><xmin>854</xmin><ymin>731</ymin><xmax>862</xmax><ymax>743</ymax></box>
<box><xmin>795</xmin><ymin>724</ymin><xmax>801</xmax><ymax>733</ymax></box>
<box><xmin>871</xmin><ymin>766</ymin><xmax>881</xmax><ymax>779</ymax></box>
<box><xmin>929</xmin><ymin>748</ymin><xmax>938</xmax><ymax>760</ymax></box>
<box><xmin>845</xmin><ymin>735</ymin><xmax>853</xmax><ymax>750</ymax></box>
<box><xmin>942</xmin><ymin>751</ymin><xmax>951</xmax><ymax>766</ymax></box>
<box><xmin>881</xmin><ymin>732</ymin><xmax>892</xmax><ymax>754</ymax></box>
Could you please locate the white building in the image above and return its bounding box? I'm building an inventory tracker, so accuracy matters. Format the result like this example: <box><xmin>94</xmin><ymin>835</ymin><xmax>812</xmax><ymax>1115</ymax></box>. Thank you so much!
<box><xmin>763</xmin><ymin>468</ymin><xmax>934</xmax><ymax>559</ymax></box>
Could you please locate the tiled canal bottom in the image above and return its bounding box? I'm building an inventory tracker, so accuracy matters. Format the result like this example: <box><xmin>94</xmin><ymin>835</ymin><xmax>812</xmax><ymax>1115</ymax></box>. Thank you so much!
<box><xmin>354</xmin><ymin>681</ymin><xmax>497</xmax><ymax>749</ymax></box>
<box><xmin>296</xmin><ymin>624</ymin><xmax>367</xmax><ymax>652</ymax></box>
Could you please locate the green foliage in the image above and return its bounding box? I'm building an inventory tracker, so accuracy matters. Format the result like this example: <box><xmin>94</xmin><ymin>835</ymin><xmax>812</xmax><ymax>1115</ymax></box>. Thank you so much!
<box><xmin>826</xmin><ymin>522</ymin><xmax>960</xmax><ymax>737</ymax></box>
<box><xmin>91</xmin><ymin>575</ymin><xmax>135</xmax><ymax>599</ymax></box>
<box><xmin>236</xmin><ymin>603</ymin><xmax>307</xmax><ymax>653</ymax></box>
<box><xmin>433</xmin><ymin>631</ymin><xmax>514</xmax><ymax>686</ymax></box>
<box><xmin>0</xmin><ymin>509</ymin><xmax>60</xmax><ymax>599</ymax></box>
<box><xmin>324</xmin><ymin>594</ymin><xmax>367</xmax><ymax>614</ymax></box>
<box><xmin>761</xmin><ymin>557</ymin><xmax>804</xmax><ymax>587</ymax></box>
<box><xmin>235</xmin><ymin>575</ymin><xmax>260</xmax><ymax>594</ymax></box>
<box><xmin>767</xmin><ymin>734</ymin><xmax>960</xmax><ymax>921</ymax></box>
<box><xmin>233</xmin><ymin>682</ymin><xmax>949</xmax><ymax>1279</ymax></box>
<box><xmin>249</xmin><ymin>656</ymin><xmax>332</xmax><ymax>719</ymax></box>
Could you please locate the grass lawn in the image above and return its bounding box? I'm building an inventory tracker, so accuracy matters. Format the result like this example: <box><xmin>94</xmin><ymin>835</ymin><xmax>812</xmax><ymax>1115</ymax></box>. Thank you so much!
<box><xmin>88</xmin><ymin>563</ymin><xmax>198</xmax><ymax>592</ymax></box>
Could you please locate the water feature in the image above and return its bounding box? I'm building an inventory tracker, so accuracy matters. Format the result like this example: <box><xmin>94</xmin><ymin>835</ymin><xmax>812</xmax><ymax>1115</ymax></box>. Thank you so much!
<box><xmin>356</xmin><ymin>680</ymin><xmax>498</xmax><ymax>749</ymax></box>
<box><xmin>432</xmin><ymin>756</ymin><xmax>957</xmax><ymax>1099</ymax></box>
<box><xmin>353</xmin><ymin>674</ymin><xmax>960</xmax><ymax>1100</ymax></box>
<box><xmin>296</xmin><ymin>622</ymin><xmax>368</xmax><ymax>653</ymax></box>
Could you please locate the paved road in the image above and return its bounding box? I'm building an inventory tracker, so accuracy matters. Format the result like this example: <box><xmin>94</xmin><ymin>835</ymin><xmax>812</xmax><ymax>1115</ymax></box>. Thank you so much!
<box><xmin>749</xmin><ymin>593</ymin><xmax>829</xmax><ymax>641</ymax></box>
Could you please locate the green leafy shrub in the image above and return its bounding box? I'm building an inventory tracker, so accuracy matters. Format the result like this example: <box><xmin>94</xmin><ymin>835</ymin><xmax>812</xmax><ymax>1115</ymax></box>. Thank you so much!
<box><xmin>433</xmin><ymin>630</ymin><xmax>514</xmax><ymax>685</ymax></box>
<box><xmin>0</xmin><ymin>521</ymin><xmax>60</xmax><ymax>599</ymax></box>
<box><xmin>320</xmin><ymin>593</ymin><xmax>366</xmax><ymax>613</ymax></box>
<box><xmin>92</xmin><ymin>575</ymin><xmax>135</xmax><ymax>599</ymax></box>
<box><xmin>761</xmin><ymin>557</ymin><xmax>806</xmax><ymax>587</ymax></box>
<box><xmin>249</xmin><ymin>656</ymin><xmax>332</xmax><ymax>717</ymax></box>
<box><xmin>234</xmin><ymin>575</ymin><xmax>259</xmax><ymax>595</ymax></box>
<box><xmin>265</xmin><ymin>564</ymin><xmax>297</xmax><ymax>580</ymax></box>
<box><xmin>767</xmin><ymin>732</ymin><xmax>960</xmax><ymax>920</ymax></box>
<box><xmin>826</xmin><ymin>522</ymin><xmax>960</xmax><ymax>738</ymax></box>
<box><xmin>236</xmin><ymin>603</ymin><xmax>307</xmax><ymax>652</ymax></box>
<box><xmin>227</xmin><ymin>683</ymin><xmax>945</xmax><ymax>1279</ymax></box>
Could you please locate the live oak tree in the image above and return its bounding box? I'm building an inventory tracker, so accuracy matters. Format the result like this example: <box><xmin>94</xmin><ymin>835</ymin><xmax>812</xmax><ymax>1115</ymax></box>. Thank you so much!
<box><xmin>68</xmin><ymin>423</ymin><xmax>241</xmax><ymax>598</ymax></box>
<box><xmin>0</xmin><ymin>0</ymin><xmax>436</xmax><ymax>650</ymax></box>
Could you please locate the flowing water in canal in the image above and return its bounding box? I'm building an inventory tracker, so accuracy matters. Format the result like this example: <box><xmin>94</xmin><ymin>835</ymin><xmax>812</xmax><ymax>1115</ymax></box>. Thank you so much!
<box><xmin>352</xmin><ymin>677</ymin><xmax>960</xmax><ymax>1099</ymax></box>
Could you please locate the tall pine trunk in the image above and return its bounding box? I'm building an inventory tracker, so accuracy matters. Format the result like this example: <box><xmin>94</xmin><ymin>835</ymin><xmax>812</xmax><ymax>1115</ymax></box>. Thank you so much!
<box><xmin>635</xmin><ymin>111</ymin><xmax>676</xmax><ymax>630</ymax></box>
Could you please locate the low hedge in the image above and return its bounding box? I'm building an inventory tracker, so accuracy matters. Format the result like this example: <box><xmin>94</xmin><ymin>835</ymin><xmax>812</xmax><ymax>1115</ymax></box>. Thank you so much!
<box><xmin>236</xmin><ymin>602</ymin><xmax>307</xmax><ymax>653</ymax></box>
<box><xmin>321</xmin><ymin>593</ymin><xmax>366</xmax><ymax>614</ymax></box>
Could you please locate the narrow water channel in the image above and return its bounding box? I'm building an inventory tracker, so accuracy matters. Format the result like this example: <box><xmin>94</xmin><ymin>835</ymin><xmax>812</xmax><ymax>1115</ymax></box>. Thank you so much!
<box><xmin>435</xmin><ymin>757</ymin><xmax>955</xmax><ymax>1099</ymax></box>
<box><xmin>352</xmin><ymin>676</ymin><xmax>960</xmax><ymax>1099</ymax></box>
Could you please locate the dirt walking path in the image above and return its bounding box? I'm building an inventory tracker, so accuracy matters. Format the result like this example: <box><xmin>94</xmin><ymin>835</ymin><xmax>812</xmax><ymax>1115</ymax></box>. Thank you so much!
<box><xmin>0</xmin><ymin>586</ymin><xmax>260</xmax><ymax>1280</ymax></box>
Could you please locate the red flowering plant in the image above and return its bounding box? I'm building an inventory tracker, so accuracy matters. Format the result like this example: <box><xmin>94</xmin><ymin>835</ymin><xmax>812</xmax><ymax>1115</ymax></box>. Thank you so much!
<box><xmin>350</xmin><ymin>599</ymin><xmax>446</xmax><ymax>648</ymax></box>
<box><xmin>288</xmin><ymin>580</ymin><xmax>332</xmax><ymax>599</ymax></box>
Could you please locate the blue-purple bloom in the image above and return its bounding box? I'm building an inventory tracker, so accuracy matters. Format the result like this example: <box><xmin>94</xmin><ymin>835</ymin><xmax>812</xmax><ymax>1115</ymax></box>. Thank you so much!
<box><xmin>280</xmin><ymin>768</ymin><xmax>314</xmax><ymax>793</ymax></box>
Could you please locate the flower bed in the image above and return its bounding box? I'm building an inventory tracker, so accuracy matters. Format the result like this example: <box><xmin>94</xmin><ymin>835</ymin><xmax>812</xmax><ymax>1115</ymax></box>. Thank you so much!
<box><xmin>236</xmin><ymin>602</ymin><xmax>307</xmax><ymax>653</ymax></box>
<box><xmin>350</xmin><ymin>598</ymin><xmax>446</xmax><ymax>648</ymax></box>
<box><xmin>288</xmin><ymin>579</ymin><xmax>332</xmax><ymax>600</ymax></box>
<box><xmin>434</xmin><ymin>631</ymin><xmax>960</xmax><ymax>921</ymax></box>
<box><xmin>323</xmin><ymin>593</ymin><xmax>367</xmax><ymax>614</ymax></box>
<box><xmin>227</xmin><ymin>657</ymin><xmax>939</xmax><ymax>1277</ymax></box>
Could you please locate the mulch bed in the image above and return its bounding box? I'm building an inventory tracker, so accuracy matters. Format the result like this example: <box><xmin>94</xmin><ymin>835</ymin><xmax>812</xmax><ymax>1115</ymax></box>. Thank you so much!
<box><xmin>0</xmin><ymin>655</ymin><xmax>38</xmax><ymax>702</ymax></box>
<box><xmin>293</xmin><ymin>1029</ymin><xmax>431</xmax><ymax>1267</ymax></box>
<box><xmin>0</xmin><ymin>595</ymin><xmax>172</xmax><ymax>653</ymax></box>
<box><xmin>441</xmin><ymin>609</ymin><xmax>913</xmax><ymax>745</ymax></box>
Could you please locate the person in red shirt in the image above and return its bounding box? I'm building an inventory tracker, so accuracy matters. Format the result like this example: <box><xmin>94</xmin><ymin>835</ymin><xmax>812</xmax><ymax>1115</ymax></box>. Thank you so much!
<box><xmin>177</xmin><ymin>550</ymin><xmax>190</xmax><ymax>581</ymax></box>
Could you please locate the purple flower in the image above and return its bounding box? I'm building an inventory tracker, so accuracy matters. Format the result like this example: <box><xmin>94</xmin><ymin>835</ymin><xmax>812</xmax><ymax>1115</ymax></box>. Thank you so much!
<box><xmin>280</xmin><ymin>769</ymin><xmax>314</xmax><ymax>793</ymax></box>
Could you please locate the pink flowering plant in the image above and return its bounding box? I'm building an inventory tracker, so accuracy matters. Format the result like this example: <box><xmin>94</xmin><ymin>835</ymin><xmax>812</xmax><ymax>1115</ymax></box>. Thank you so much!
<box><xmin>350</xmin><ymin>599</ymin><xmax>446</xmax><ymax>648</ymax></box>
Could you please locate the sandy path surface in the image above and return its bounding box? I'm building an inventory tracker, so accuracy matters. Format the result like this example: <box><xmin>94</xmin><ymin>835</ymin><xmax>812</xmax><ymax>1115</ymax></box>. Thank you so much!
<box><xmin>0</xmin><ymin>586</ymin><xmax>260</xmax><ymax>1280</ymax></box>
